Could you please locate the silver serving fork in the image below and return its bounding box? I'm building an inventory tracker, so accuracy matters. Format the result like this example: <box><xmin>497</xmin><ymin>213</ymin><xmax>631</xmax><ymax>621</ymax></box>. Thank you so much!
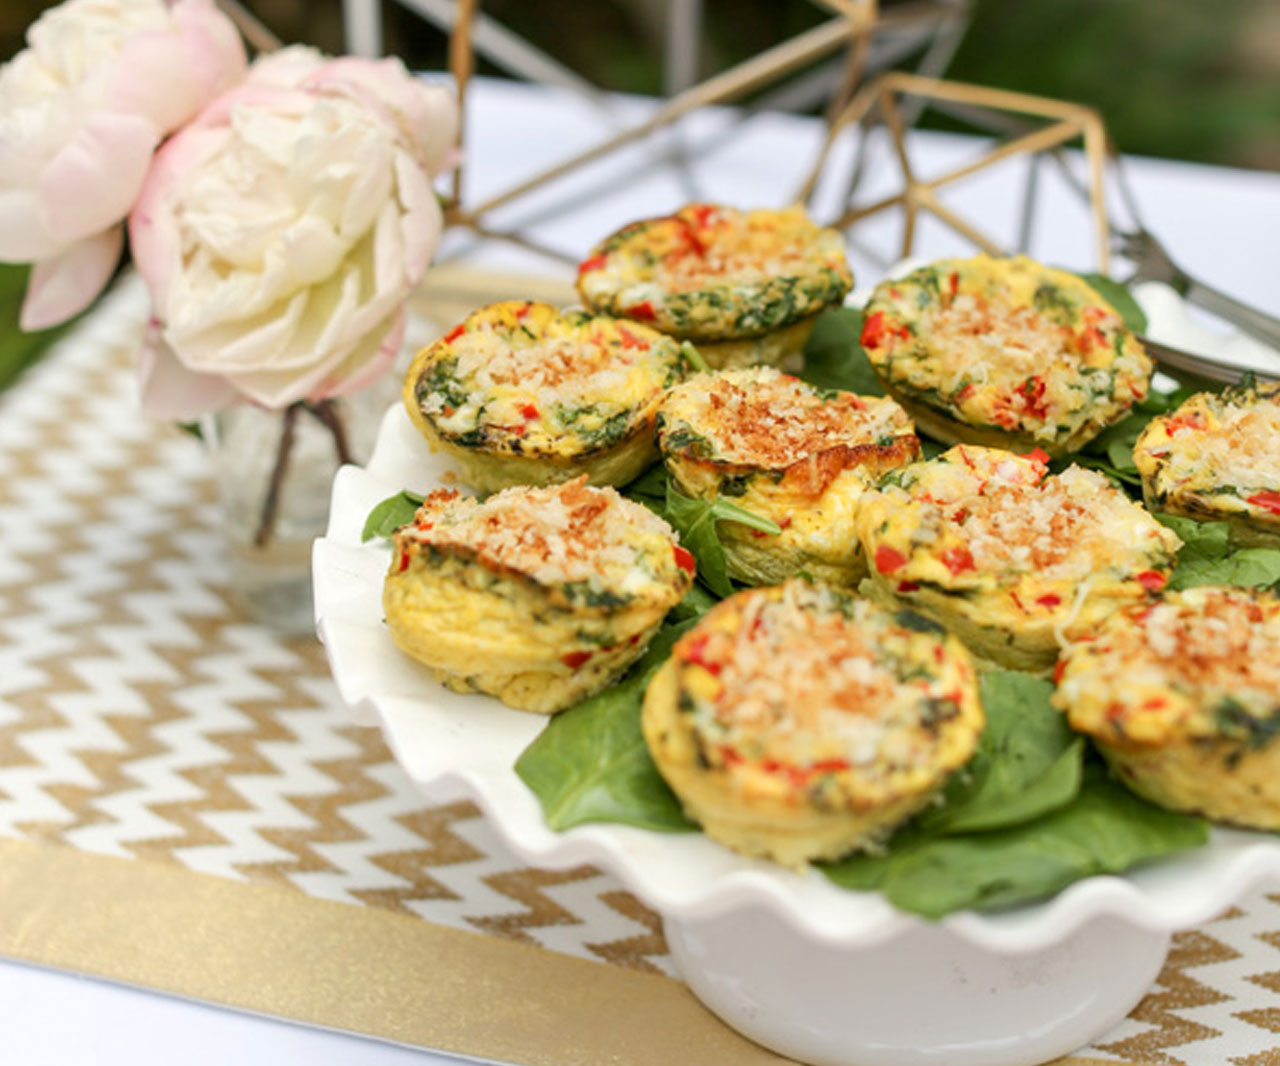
<box><xmin>1113</xmin><ymin>227</ymin><xmax>1280</xmax><ymax>353</ymax></box>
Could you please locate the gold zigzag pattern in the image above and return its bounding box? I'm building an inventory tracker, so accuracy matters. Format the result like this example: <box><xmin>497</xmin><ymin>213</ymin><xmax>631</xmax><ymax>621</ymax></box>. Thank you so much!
<box><xmin>351</xmin><ymin>799</ymin><xmax>486</xmax><ymax>913</ymax></box>
<box><xmin>131</xmin><ymin>656</ymin><xmax>321</xmax><ymax>865</ymax></box>
<box><xmin>587</xmin><ymin>890</ymin><xmax>669</xmax><ymax>975</ymax></box>
<box><xmin>2</xmin><ymin>324</ymin><xmax>680</xmax><ymax>979</ymax></box>
<box><xmin>1096</xmin><ymin>925</ymin><xmax>1241</xmax><ymax>1065</ymax></box>
<box><xmin>0</xmin><ymin>450</ymin><xmax>201</xmax><ymax>841</ymax></box>
<box><xmin>1232</xmin><ymin>915</ymin><xmax>1280</xmax><ymax>1064</ymax></box>
<box><xmin>469</xmin><ymin>865</ymin><xmax>601</xmax><ymax>943</ymax></box>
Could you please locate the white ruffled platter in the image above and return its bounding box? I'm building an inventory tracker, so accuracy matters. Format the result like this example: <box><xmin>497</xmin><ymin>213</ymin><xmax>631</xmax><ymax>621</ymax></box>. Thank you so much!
<box><xmin>313</xmin><ymin>283</ymin><xmax>1280</xmax><ymax>1066</ymax></box>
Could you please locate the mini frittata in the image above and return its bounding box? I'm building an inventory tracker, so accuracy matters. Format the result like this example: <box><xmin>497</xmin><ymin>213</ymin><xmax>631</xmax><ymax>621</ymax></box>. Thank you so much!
<box><xmin>856</xmin><ymin>445</ymin><xmax>1183</xmax><ymax>671</ymax></box>
<box><xmin>657</xmin><ymin>367</ymin><xmax>920</xmax><ymax>586</ymax></box>
<box><xmin>1054</xmin><ymin>586</ymin><xmax>1280</xmax><ymax>830</ymax></box>
<box><xmin>1134</xmin><ymin>378</ymin><xmax>1280</xmax><ymax>548</ymax></box>
<box><xmin>859</xmin><ymin>255</ymin><xmax>1153</xmax><ymax>455</ymax></box>
<box><xmin>641</xmin><ymin>580</ymin><xmax>984</xmax><ymax>866</ymax></box>
<box><xmin>383</xmin><ymin>477</ymin><xmax>693</xmax><ymax>714</ymax></box>
<box><xmin>576</xmin><ymin>204</ymin><xmax>853</xmax><ymax>364</ymax></box>
<box><xmin>403</xmin><ymin>301</ymin><xmax>686</xmax><ymax>492</ymax></box>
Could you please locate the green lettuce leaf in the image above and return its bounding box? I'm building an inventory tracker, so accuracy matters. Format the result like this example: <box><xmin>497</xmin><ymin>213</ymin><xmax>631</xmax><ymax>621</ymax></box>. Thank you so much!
<box><xmin>514</xmin><ymin>620</ymin><xmax>698</xmax><ymax>833</ymax></box>
<box><xmin>361</xmin><ymin>490</ymin><xmax>424</xmax><ymax>541</ymax></box>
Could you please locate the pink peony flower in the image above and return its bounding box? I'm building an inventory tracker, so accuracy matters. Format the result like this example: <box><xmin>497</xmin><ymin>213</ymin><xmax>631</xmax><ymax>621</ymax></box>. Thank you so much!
<box><xmin>130</xmin><ymin>49</ymin><xmax>457</xmax><ymax>418</ymax></box>
<box><xmin>0</xmin><ymin>0</ymin><xmax>246</xmax><ymax>330</ymax></box>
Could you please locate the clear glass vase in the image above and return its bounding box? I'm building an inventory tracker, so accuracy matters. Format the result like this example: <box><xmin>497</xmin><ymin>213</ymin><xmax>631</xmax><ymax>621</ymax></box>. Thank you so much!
<box><xmin>204</xmin><ymin>382</ymin><xmax>393</xmax><ymax>634</ymax></box>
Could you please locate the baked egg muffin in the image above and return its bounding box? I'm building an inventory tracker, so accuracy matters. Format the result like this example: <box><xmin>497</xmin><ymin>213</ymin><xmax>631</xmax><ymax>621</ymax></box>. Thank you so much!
<box><xmin>641</xmin><ymin>580</ymin><xmax>984</xmax><ymax>866</ymax></box>
<box><xmin>576</xmin><ymin>203</ymin><xmax>852</xmax><ymax>368</ymax></box>
<box><xmin>1054</xmin><ymin>585</ymin><xmax>1280</xmax><ymax>830</ymax></box>
<box><xmin>403</xmin><ymin>301</ymin><xmax>686</xmax><ymax>493</ymax></box>
<box><xmin>1134</xmin><ymin>378</ymin><xmax>1280</xmax><ymax>548</ymax></box>
<box><xmin>860</xmin><ymin>255</ymin><xmax>1153</xmax><ymax>455</ymax></box>
<box><xmin>383</xmin><ymin>477</ymin><xmax>693</xmax><ymax>714</ymax></box>
<box><xmin>856</xmin><ymin>445</ymin><xmax>1183</xmax><ymax>670</ymax></box>
<box><xmin>656</xmin><ymin>366</ymin><xmax>920</xmax><ymax>586</ymax></box>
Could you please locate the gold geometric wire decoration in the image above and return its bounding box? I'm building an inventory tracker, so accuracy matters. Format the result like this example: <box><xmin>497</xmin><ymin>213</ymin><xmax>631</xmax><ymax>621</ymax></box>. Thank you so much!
<box><xmin>212</xmin><ymin>0</ymin><xmax>1113</xmax><ymax>275</ymax></box>
<box><xmin>797</xmin><ymin>70</ymin><xmax>1114</xmax><ymax>271</ymax></box>
<box><xmin>441</xmin><ymin>0</ymin><xmax>974</xmax><ymax>261</ymax></box>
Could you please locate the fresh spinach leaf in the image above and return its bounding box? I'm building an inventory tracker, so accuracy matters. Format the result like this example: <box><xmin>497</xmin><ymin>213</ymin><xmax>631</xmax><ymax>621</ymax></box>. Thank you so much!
<box><xmin>918</xmin><ymin>671</ymin><xmax>1082</xmax><ymax>835</ymax></box>
<box><xmin>798</xmin><ymin>307</ymin><xmax>885</xmax><ymax>397</ymax></box>
<box><xmin>1074</xmin><ymin>385</ymin><xmax>1195</xmax><ymax>493</ymax></box>
<box><xmin>665</xmin><ymin>482</ymin><xmax>780</xmax><ymax>597</ymax></box>
<box><xmin>823</xmin><ymin>769</ymin><xmax>1206</xmax><ymax>919</ymax></box>
<box><xmin>1170</xmin><ymin>548</ymin><xmax>1280</xmax><ymax>591</ymax></box>
<box><xmin>621</xmin><ymin>462</ymin><xmax>670</xmax><ymax>516</ymax></box>
<box><xmin>514</xmin><ymin>620</ymin><xmax>698</xmax><ymax>833</ymax></box>
<box><xmin>1158</xmin><ymin>513</ymin><xmax>1280</xmax><ymax>590</ymax></box>
<box><xmin>362</xmin><ymin>490</ymin><xmax>424</xmax><ymax>541</ymax></box>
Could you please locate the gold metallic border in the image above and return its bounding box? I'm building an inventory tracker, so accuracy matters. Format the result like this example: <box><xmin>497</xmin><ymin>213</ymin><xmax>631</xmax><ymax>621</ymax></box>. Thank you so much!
<box><xmin>0</xmin><ymin>837</ymin><xmax>789</xmax><ymax>1065</ymax></box>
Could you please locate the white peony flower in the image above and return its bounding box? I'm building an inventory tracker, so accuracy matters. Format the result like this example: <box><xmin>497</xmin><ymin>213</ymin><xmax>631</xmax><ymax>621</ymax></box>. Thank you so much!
<box><xmin>130</xmin><ymin>54</ymin><xmax>457</xmax><ymax>416</ymax></box>
<box><xmin>0</xmin><ymin>0</ymin><xmax>246</xmax><ymax>329</ymax></box>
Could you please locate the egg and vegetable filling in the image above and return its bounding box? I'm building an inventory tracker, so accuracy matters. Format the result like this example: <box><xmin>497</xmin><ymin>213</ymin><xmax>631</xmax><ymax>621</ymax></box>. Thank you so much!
<box><xmin>1134</xmin><ymin>379</ymin><xmax>1280</xmax><ymax>548</ymax></box>
<box><xmin>641</xmin><ymin>580</ymin><xmax>984</xmax><ymax>866</ymax></box>
<box><xmin>856</xmin><ymin>445</ymin><xmax>1182</xmax><ymax>670</ymax></box>
<box><xmin>403</xmin><ymin>301</ymin><xmax>686</xmax><ymax>492</ymax></box>
<box><xmin>1054</xmin><ymin>586</ymin><xmax>1280</xmax><ymax>830</ymax></box>
<box><xmin>657</xmin><ymin>367</ymin><xmax>920</xmax><ymax>586</ymax></box>
<box><xmin>860</xmin><ymin>255</ymin><xmax>1152</xmax><ymax>455</ymax></box>
<box><xmin>576</xmin><ymin>203</ymin><xmax>853</xmax><ymax>346</ymax></box>
<box><xmin>383</xmin><ymin>477</ymin><xmax>693</xmax><ymax>714</ymax></box>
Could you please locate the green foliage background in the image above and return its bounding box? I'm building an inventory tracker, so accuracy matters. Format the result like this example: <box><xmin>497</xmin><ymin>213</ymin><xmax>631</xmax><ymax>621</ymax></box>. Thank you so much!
<box><xmin>5</xmin><ymin>0</ymin><xmax>1279</xmax><ymax>170</ymax></box>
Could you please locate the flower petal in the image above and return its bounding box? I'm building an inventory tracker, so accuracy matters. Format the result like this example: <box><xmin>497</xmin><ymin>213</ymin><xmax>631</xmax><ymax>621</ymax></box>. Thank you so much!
<box><xmin>139</xmin><ymin>321</ymin><xmax>242</xmax><ymax>419</ymax></box>
<box><xmin>40</xmin><ymin>111</ymin><xmax>158</xmax><ymax>243</ymax></box>
<box><xmin>19</xmin><ymin>225</ymin><xmax>123</xmax><ymax>330</ymax></box>
<box><xmin>109</xmin><ymin>0</ymin><xmax>247</xmax><ymax>135</ymax></box>
<box><xmin>0</xmin><ymin>187</ymin><xmax>61</xmax><ymax>261</ymax></box>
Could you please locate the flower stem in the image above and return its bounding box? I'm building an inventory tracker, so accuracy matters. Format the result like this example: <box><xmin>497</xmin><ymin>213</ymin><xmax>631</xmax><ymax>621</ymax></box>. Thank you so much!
<box><xmin>306</xmin><ymin>398</ymin><xmax>355</xmax><ymax>465</ymax></box>
<box><xmin>253</xmin><ymin>399</ymin><xmax>354</xmax><ymax>549</ymax></box>
<box><xmin>255</xmin><ymin>401</ymin><xmax>300</xmax><ymax>548</ymax></box>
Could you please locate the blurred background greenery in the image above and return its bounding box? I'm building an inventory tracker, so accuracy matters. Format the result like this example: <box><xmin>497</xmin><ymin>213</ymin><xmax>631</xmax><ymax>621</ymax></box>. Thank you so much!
<box><xmin>3</xmin><ymin>0</ymin><xmax>1279</xmax><ymax>169</ymax></box>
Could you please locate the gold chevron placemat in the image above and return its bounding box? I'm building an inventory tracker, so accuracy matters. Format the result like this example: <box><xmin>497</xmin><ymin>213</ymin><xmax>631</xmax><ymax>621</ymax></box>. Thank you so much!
<box><xmin>1</xmin><ymin>271</ymin><xmax>1279</xmax><ymax>1066</ymax></box>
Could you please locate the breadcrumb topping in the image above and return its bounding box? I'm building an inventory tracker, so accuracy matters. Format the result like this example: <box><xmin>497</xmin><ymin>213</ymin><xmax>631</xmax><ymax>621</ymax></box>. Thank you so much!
<box><xmin>1140</xmin><ymin>385</ymin><xmax>1280</xmax><ymax>493</ymax></box>
<box><xmin>400</xmin><ymin>478</ymin><xmax>681</xmax><ymax>597</ymax></box>
<box><xmin>1109</xmin><ymin>588</ymin><xmax>1280</xmax><ymax>694</ymax></box>
<box><xmin>418</xmin><ymin>303</ymin><xmax>678</xmax><ymax>444</ymax></box>
<box><xmin>898</xmin><ymin>447</ymin><xmax>1177</xmax><ymax>583</ymax></box>
<box><xmin>655</xmin><ymin>205</ymin><xmax>826</xmax><ymax>291</ymax></box>
<box><xmin>663</xmin><ymin>367</ymin><xmax>914</xmax><ymax>469</ymax></box>
<box><xmin>676</xmin><ymin>582</ymin><xmax>968</xmax><ymax>776</ymax></box>
<box><xmin>1057</xmin><ymin>587</ymin><xmax>1280</xmax><ymax>741</ymax></box>
<box><xmin>861</xmin><ymin>256</ymin><xmax>1151</xmax><ymax>444</ymax></box>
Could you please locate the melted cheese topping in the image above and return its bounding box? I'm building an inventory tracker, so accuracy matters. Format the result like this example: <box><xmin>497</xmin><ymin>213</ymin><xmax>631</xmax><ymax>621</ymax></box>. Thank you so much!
<box><xmin>659</xmin><ymin>367</ymin><xmax>915</xmax><ymax>469</ymax></box>
<box><xmin>576</xmin><ymin>203</ymin><xmax>852</xmax><ymax>339</ymax></box>
<box><xmin>673</xmin><ymin>582</ymin><xmax>976</xmax><ymax>787</ymax></box>
<box><xmin>862</xmin><ymin>445</ymin><xmax>1181</xmax><ymax>594</ymax></box>
<box><xmin>861</xmin><ymin>255</ymin><xmax>1152</xmax><ymax>444</ymax></box>
<box><xmin>397</xmin><ymin>478</ymin><xmax>683</xmax><ymax>601</ymax></box>
<box><xmin>412</xmin><ymin>301</ymin><xmax>682</xmax><ymax>454</ymax></box>
<box><xmin>1057</xmin><ymin>587</ymin><xmax>1280</xmax><ymax>742</ymax></box>
<box><xmin>1135</xmin><ymin>382</ymin><xmax>1280</xmax><ymax>514</ymax></box>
